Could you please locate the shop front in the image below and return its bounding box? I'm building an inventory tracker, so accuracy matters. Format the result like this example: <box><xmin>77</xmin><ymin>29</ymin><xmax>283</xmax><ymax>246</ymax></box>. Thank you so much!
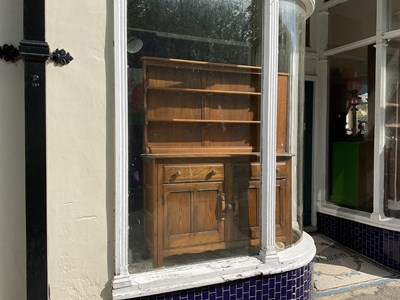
<box><xmin>0</xmin><ymin>0</ymin><xmax>315</xmax><ymax>299</ymax></box>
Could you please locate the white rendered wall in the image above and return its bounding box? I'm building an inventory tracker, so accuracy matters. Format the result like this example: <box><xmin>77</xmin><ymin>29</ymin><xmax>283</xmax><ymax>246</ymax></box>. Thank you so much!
<box><xmin>0</xmin><ymin>1</ymin><xmax>25</xmax><ymax>299</ymax></box>
<box><xmin>46</xmin><ymin>0</ymin><xmax>114</xmax><ymax>299</ymax></box>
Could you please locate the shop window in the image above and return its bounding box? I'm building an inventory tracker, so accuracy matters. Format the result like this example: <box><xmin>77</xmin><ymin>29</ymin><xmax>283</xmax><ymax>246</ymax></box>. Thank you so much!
<box><xmin>327</xmin><ymin>0</ymin><xmax>376</xmax><ymax>49</ymax></box>
<box><xmin>126</xmin><ymin>0</ymin><xmax>306</xmax><ymax>273</ymax></box>
<box><xmin>112</xmin><ymin>0</ymin><xmax>315</xmax><ymax>298</ymax></box>
<box><xmin>385</xmin><ymin>38</ymin><xmax>400</xmax><ymax>218</ymax></box>
<box><xmin>127</xmin><ymin>0</ymin><xmax>264</xmax><ymax>273</ymax></box>
<box><xmin>328</xmin><ymin>46</ymin><xmax>375</xmax><ymax>213</ymax></box>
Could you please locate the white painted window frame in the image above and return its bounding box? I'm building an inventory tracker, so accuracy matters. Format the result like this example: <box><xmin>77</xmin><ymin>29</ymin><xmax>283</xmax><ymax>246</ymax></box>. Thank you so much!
<box><xmin>112</xmin><ymin>0</ymin><xmax>315</xmax><ymax>299</ymax></box>
<box><xmin>315</xmin><ymin>0</ymin><xmax>400</xmax><ymax>231</ymax></box>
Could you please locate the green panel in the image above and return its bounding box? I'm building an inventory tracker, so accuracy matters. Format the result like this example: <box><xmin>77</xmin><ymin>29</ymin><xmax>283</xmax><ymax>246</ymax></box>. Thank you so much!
<box><xmin>330</xmin><ymin>142</ymin><xmax>360</xmax><ymax>208</ymax></box>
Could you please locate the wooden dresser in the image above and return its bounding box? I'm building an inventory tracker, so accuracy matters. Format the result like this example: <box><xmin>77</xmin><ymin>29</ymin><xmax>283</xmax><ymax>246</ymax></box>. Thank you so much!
<box><xmin>141</xmin><ymin>57</ymin><xmax>292</xmax><ymax>267</ymax></box>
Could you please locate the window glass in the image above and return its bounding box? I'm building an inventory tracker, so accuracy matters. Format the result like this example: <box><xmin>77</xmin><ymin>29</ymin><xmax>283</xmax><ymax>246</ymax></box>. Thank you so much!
<box><xmin>328</xmin><ymin>46</ymin><xmax>375</xmax><ymax>213</ymax></box>
<box><xmin>279</xmin><ymin>0</ymin><xmax>306</xmax><ymax>239</ymax></box>
<box><xmin>388</xmin><ymin>0</ymin><xmax>400</xmax><ymax>31</ymax></box>
<box><xmin>127</xmin><ymin>0</ymin><xmax>265</xmax><ymax>273</ymax></box>
<box><xmin>126</xmin><ymin>0</ymin><xmax>306</xmax><ymax>274</ymax></box>
<box><xmin>385</xmin><ymin>38</ymin><xmax>400</xmax><ymax>218</ymax></box>
<box><xmin>328</xmin><ymin>0</ymin><xmax>376</xmax><ymax>49</ymax></box>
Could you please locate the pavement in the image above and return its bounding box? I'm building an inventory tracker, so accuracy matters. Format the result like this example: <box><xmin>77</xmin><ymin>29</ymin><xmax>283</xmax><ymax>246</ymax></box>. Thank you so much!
<box><xmin>310</xmin><ymin>232</ymin><xmax>400</xmax><ymax>299</ymax></box>
<box><xmin>315</xmin><ymin>279</ymin><xmax>400</xmax><ymax>299</ymax></box>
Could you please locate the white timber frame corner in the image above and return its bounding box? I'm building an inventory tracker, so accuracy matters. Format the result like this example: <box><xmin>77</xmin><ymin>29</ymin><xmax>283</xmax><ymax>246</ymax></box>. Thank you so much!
<box><xmin>315</xmin><ymin>0</ymin><xmax>400</xmax><ymax>232</ymax></box>
<box><xmin>112</xmin><ymin>0</ymin><xmax>316</xmax><ymax>299</ymax></box>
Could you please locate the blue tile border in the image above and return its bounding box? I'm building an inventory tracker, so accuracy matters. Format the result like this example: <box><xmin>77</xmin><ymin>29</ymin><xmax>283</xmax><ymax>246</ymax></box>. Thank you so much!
<box><xmin>317</xmin><ymin>212</ymin><xmax>400</xmax><ymax>272</ymax></box>
<box><xmin>132</xmin><ymin>263</ymin><xmax>314</xmax><ymax>299</ymax></box>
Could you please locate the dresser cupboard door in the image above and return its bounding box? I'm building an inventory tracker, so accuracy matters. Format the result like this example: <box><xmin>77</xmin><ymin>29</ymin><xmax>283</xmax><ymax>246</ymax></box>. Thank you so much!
<box><xmin>163</xmin><ymin>182</ymin><xmax>225</xmax><ymax>249</ymax></box>
<box><xmin>233</xmin><ymin>181</ymin><xmax>260</xmax><ymax>242</ymax></box>
<box><xmin>275</xmin><ymin>178</ymin><xmax>291</xmax><ymax>244</ymax></box>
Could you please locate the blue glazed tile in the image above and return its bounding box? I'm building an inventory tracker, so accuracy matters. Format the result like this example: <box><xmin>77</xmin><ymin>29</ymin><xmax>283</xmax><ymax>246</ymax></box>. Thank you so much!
<box><xmin>256</xmin><ymin>280</ymin><xmax>262</xmax><ymax>291</ymax></box>
<box><xmin>250</xmin><ymin>277</ymin><xmax>256</xmax><ymax>286</ymax></box>
<box><xmin>244</xmin><ymin>282</ymin><xmax>249</xmax><ymax>293</ymax></box>
<box><xmin>250</xmin><ymin>286</ymin><xmax>256</xmax><ymax>296</ymax></box>
<box><xmin>262</xmin><ymin>285</ymin><xmax>268</xmax><ymax>294</ymax></box>
<box><xmin>237</xmin><ymin>288</ymin><xmax>243</xmax><ymax>299</ymax></box>
<box><xmin>256</xmin><ymin>291</ymin><xmax>262</xmax><ymax>300</ymax></box>
<box><xmin>194</xmin><ymin>294</ymin><xmax>201</xmax><ymax>300</ymax></box>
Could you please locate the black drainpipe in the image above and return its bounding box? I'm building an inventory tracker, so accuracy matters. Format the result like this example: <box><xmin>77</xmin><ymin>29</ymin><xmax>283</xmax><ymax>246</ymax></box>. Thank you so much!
<box><xmin>0</xmin><ymin>2</ymin><xmax>73</xmax><ymax>299</ymax></box>
<box><xmin>19</xmin><ymin>0</ymin><xmax>49</xmax><ymax>298</ymax></box>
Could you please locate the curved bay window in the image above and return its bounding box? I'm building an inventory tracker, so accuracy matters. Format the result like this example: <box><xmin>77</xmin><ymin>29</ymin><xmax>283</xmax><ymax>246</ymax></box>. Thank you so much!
<box><xmin>279</xmin><ymin>0</ymin><xmax>307</xmax><ymax>238</ymax></box>
<box><xmin>126</xmin><ymin>0</ymin><xmax>308</xmax><ymax>273</ymax></box>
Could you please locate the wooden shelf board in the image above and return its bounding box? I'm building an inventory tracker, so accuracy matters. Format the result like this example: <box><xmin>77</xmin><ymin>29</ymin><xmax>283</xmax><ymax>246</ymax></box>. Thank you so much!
<box><xmin>386</xmin><ymin>123</ymin><xmax>400</xmax><ymax>128</ymax></box>
<box><xmin>147</xmin><ymin>86</ymin><xmax>261</xmax><ymax>96</ymax></box>
<box><xmin>147</xmin><ymin>118</ymin><xmax>261</xmax><ymax>124</ymax></box>
<box><xmin>146</xmin><ymin>146</ymin><xmax>257</xmax><ymax>155</ymax></box>
<box><xmin>386</xmin><ymin>103</ymin><xmax>400</xmax><ymax>107</ymax></box>
<box><xmin>142</xmin><ymin>56</ymin><xmax>262</xmax><ymax>75</ymax></box>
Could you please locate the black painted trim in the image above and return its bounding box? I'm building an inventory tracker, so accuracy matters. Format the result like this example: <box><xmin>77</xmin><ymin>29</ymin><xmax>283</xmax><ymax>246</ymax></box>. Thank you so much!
<box><xmin>21</xmin><ymin>0</ymin><xmax>48</xmax><ymax>298</ymax></box>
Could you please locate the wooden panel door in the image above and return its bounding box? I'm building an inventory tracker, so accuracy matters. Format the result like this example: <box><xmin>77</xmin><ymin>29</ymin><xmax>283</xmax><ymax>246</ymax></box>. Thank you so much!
<box><xmin>163</xmin><ymin>182</ymin><xmax>225</xmax><ymax>250</ymax></box>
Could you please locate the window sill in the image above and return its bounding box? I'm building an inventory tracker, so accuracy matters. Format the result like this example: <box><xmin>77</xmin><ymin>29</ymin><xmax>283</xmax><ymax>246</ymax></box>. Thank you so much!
<box><xmin>112</xmin><ymin>233</ymin><xmax>316</xmax><ymax>299</ymax></box>
<box><xmin>318</xmin><ymin>202</ymin><xmax>400</xmax><ymax>232</ymax></box>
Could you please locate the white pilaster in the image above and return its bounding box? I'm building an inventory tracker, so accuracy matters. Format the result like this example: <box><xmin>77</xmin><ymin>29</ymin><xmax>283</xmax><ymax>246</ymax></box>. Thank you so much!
<box><xmin>113</xmin><ymin>0</ymin><xmax>130</xmax><ymax>282</ymax></box>
<box><xmin>259</xmin><ymin>0</ymin><xmax>280</xmax><ymax>259</ymax></box>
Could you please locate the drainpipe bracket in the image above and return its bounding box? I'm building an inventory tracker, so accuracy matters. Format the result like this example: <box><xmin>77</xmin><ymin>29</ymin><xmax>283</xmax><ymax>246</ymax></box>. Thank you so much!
<box><xmin>1</xmin><ymin>40</ymin><xmax>73</xmax><ymax>66</ymax></box>
<box><xmin>0</xmin><ymin>44</ymin><xmax>21</xmax><ymax>63</ymax></box>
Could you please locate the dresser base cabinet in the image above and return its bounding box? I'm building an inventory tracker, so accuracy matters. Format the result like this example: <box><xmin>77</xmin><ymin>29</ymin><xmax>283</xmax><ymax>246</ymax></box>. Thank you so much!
<box><xmin>143</xmin><ymin>156</ymin><xmax>292</xmax><ymax>268</ymax></box>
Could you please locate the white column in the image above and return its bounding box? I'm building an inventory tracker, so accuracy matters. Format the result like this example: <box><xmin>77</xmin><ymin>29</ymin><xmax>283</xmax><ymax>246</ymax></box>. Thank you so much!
<box><xmin>259</xmin><ymin>0</ymin><xmax>279</xmax><ymax>260</ymax></box>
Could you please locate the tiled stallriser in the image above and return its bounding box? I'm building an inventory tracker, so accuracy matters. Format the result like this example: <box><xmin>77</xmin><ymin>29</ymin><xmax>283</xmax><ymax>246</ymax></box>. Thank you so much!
<box><xmin>133</xmin><ymin>263</ymin><xmax>313</xmax><ymax>300</ymax></box>
<box><xmin>317</xmin><ymin>212</ymin><xmax>400</xmax><ymax>272</ymax></box>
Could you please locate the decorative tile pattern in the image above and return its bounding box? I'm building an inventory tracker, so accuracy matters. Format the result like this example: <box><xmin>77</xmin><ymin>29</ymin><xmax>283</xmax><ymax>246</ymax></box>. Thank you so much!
<box><xmin>133</xmin><ymin>263</ymin><xmax>313</xmax><ymax>299</ymax></box>
<box><xmin>317</xmin><ymin>212</ymin><xmax>400</xmax><ymax>272</ymax></box>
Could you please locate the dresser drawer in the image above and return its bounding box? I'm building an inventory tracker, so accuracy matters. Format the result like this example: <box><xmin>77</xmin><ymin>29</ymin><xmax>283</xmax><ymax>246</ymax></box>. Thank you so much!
<box><xmin>163</xmin><ymin>164</ymin><xmax>224</xmax><ymax>183</ymax></box>
<box><xmin>232</xmin><ymin>162</ymin><xmax>260</xmax><ymax>180</ymax></box>
<box><xmin>250</xmin><ymin>163</ymin><xmax>260</xmax><ymax>179</ymax></box>
<box><xmin>276</xmin><ymin>162</ymin><xmax>287</xmax><ymax>178</ymax></box>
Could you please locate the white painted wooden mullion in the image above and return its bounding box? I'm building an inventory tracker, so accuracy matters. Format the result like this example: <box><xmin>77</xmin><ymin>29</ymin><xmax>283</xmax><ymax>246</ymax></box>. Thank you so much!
<box><xmin>318</xmin><ymin>0</ymin><xmax>348</xmax><ymax>12</ymax></box>
<box><xmin>259</xmin><ymin>0</ymin><xmax>279</xmax><ymax>259</ymax></box>
<box><xmin>322</xmin><ymin>37</ymin><xmax>377</xmax><ymax>57</ymax></box>
<box><xmin>314</xmin><ymin>59</ymin><xmax>328</xmax><ymax>211</ymax></box>
<box><xmin>383</xmin><ymin>29</ymin><xmax>400</xmax><ymax>41</ymax></box>
<box><xmin>313</xmin><ymin>7</ymin><xmax>329</xmax><ymax>213</ymax></box>
<box><xmin>113</xmin><ymin>0</ymin><xmax>130</xmax><ymax>281</ymax></box>
<box><xmin>371</xmin><ymin>0</ymin><xmax>388</xmax><ymax>220</ymax></box>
